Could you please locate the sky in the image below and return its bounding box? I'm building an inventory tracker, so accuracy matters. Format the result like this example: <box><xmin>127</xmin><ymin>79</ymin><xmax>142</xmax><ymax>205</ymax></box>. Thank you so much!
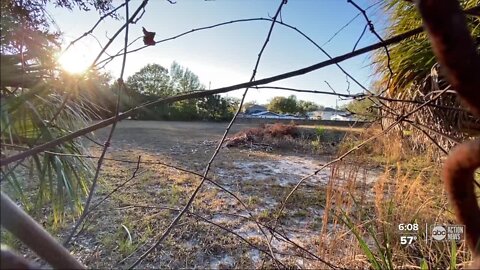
<box><xmin>47</xmin><ymin>0</ymin><xmax>389</xmax><ymax>108</ymax></box>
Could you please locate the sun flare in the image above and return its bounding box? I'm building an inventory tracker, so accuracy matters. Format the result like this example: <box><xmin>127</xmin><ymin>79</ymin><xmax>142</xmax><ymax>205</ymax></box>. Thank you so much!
<box><xmin>57</xmin><ymin>46</ymin><xmax>92</xmax><ymax>74</ymax></box>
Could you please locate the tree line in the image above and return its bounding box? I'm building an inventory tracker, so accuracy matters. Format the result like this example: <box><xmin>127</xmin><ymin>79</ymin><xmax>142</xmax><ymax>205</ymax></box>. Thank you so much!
<box><xmin>245</xmin><ymin>95</ymin><xmax>377</xmax><ymax>120</ymax></box>
<box><xmin>86</xmin><ymin>62</ymin><xmax>239</xmax><ymax>121</ymax></box>
<box><xmin>87</xmin><ymin>65</ymin><xmax>333</xmax><ymax>120</ymax></box>
<box><xmin>243</xmin><ymin>95</ymin><xmax>324</xmax><ymax>116</ymax></box>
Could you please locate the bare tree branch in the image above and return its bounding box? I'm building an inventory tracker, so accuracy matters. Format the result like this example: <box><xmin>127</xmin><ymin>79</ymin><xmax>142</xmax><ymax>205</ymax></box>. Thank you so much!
<box><xmin>0</xmin><ymin>192</ymin><xmax>85</xmax><ymax>269</ymax></box>
<box><xmin>62</xmin><ymin>1</ymin><xmax>129</xmax><ymax>53</ymax></box>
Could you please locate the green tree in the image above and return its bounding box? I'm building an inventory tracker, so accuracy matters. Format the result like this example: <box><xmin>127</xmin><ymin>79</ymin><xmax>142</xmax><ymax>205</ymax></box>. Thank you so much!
<box><xmin>198</xmin><ymin>95</ymin><xmax>234</xmax><ymax>121</ymax></box>
<box><xmin>125</xmin><ymin>64</ymin><xmax>174</xmax><ymax>119</ymax></box>
<box><xmin>268</xmin><ymin>95</ymin><xmax>299</xmax><ymax>114</ymax></box>
<box><xmin>226</xmin><ymin>97</ymin><xmax>240</xmax><ymax>115</ymax></box>
<box><xmin>170</xmin><ymin>100</ymin><xmax>198</xmax><ymax>120</ymax></box>
<box><xmin>125</xmin><ymin>62</ymin><xmax>236</xmax><ymax>121</ymax></box>
<box><xmin>297</xmin><ymin>100</ymin><xmax>321</xmax><ymax>114</ymax></box>
<box><xmin>342</xmin><ymin>98</ymin><xmax>377</xmax><ymax>121</ymax></box>
<box><xmin>126</xmin><ymin>64</ymin><xmax>171</xmax><ymax>96</ymax></box>
<box><xmin>169</xmin><ymin>61</ymin><xmax>203</xmax><ymax>93</ymax></box>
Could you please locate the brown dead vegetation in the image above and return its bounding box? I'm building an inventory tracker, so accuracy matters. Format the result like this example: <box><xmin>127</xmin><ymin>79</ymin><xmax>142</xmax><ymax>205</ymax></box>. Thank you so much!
<box><xmin>224</xmin><ymin>123</ymin><xmax>300</xmax><ymax>149</ymax></box>
<box><xmin>224</xmin><ymin>123</ymin><xmax>351</xmax><ymax>155</ymax></box>
<box><xmin>228</xmin><ymin>123</ymin><xmax>299</xmax><ymax>142</ymax></box>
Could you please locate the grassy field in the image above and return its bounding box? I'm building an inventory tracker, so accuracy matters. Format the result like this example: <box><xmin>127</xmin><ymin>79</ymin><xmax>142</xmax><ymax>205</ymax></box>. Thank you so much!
<box><xmin>56</xmin><ymin>120</ymin><xmax>371</xmax><ymax>268</ymax></box>
<box><xmin>4</xmin><ymin>120</ymin><xmax>471</xmax><ymax>268</ymax></box>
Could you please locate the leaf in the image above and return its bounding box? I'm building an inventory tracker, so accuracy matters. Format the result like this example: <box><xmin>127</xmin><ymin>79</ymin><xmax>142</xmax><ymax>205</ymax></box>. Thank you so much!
<box><xmin>142</xmin><ymin>27</ymin><xmax>156</xmax><ymax>46</ymax></box>
<box><xmin>450</xmin><ymin>240</ymin><xmax>457</xmax><ymax>270</ymax></box>
<box><xmin>420</xmin><ymin>259</ymin><xmax>428</xmax><ymax>270</ymax></box>
<box><xmin>340</xmin><ymin>212</ymin><xmax>383</xmax><ymax>270</ymax></box>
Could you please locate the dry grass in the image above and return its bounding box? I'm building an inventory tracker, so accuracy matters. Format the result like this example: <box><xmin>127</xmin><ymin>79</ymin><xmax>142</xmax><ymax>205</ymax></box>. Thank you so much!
<box><xmin>317</xmin><ymin>125</ymin><xmax>476</xmax><ymax>269</ymax></box>
<box><xmin>5</xmin><ymin>121</ymin><xmax>473</xmax><ymax>269</ymax></box>
<box><xmin>43</xmin><ymin>121</ymin><xmax>348</xmax><ymax>268</ymax></box>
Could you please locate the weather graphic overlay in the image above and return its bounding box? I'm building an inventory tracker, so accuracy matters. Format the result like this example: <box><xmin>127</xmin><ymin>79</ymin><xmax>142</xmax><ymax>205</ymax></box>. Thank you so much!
<box><xmin>398</xmin><ymin>223</ymin><xmax>420</xmax><ymax>246</ymax></box>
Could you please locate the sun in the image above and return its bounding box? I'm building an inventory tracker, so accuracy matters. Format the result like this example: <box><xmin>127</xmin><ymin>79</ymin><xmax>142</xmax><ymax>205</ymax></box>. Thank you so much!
<box><xmin>57</xmin><ymin>45</ymin><xmax>92</xmax><ymax>74</ymax></box>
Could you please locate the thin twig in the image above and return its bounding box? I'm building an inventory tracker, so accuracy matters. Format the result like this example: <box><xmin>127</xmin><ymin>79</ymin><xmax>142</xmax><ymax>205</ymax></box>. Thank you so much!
<box><xmin>62</xmin><ymin>1</ymin><xmax>128</xmax><ymax>53</ymax></box>
<box><xmin>127</xmin><ymin>1</ymin><xmax>288</xmax><ymax>268</ymax></box>
<box><xmin>407</xmin><ymin>121</ymin><xmax>448</xmax><ymax>154</ymax></box>
<box><xmin>321</xmin><ymin>0</ymin><xmax>382</xmax><ymax>47</ymax></box>
<box><xmin>63</xmin><ymin>0</ymin><xmax>132</xmax><ymax>246</ymax></box>
<box><xmin>73</xmin><ymin>156</ymin><xmax>143</xmax><ymax>239</ymax></box>
<box><xmin>87</xmin><ymin>155</ymin><xmax>142</xmax><ymax>215</ymax></box>
<box><xmin>90</xmin><ymin>0</ymin><xmax>148</xmax><ymax>68</ymax></box>
<box><xmin>352</xmin><ymin>24</ymin><xmax>368</xmax><ymax>52</ymax></box>
<box><xmin>116</xmin><ymin>204</ymin><xmax>332</xmax><ymax>264</ymax></box>
<box><xmin>348</xmin><ymin>0</ymin><xmax>394</xmax><ymax>91</ymax></box>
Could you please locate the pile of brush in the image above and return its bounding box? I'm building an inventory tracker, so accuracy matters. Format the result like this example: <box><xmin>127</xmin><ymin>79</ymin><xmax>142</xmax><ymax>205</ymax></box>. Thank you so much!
<box><xmin>225</xmin><ymin>123</ymin><xmax>299</xmax><ymax>149</ymax></box>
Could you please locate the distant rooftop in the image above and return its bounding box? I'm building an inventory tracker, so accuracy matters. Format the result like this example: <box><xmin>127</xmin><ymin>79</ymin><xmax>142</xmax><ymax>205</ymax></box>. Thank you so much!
<box><xmin>245</xmin><ymin>104</ymin><xmax>268</xmax><ymax>114</ymax></box>
<box><xmin>322</xmin><ymin>107</ymin><xmax>345</xmax><ymax>112</ymax></box>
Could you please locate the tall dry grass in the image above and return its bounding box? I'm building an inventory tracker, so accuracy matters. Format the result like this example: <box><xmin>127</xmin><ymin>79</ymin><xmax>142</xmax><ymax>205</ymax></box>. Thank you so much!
<box><xmin>316</xmin><ymin>125</ymin><xmax>475</xmax><ymax>269</ymax></box>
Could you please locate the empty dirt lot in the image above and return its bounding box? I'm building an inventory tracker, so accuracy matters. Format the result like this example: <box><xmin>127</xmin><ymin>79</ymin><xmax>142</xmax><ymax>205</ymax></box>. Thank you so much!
<box><xmin>64</xmin><ymin>120</ymin><xmax>372</xmax><ymax>268</ymax></box>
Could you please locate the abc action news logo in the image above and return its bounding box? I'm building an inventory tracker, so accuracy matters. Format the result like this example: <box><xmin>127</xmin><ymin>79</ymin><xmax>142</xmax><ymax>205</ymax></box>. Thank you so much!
<box><xmin>431</xmin><ymin>225</ymin><xmax>465</xmax><ymax>241</ymax></box>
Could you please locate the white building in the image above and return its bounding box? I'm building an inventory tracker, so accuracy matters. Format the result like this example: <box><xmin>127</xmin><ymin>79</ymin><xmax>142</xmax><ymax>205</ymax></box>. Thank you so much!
<box><xmin>307</xmin><ymin>107</ymin><xmax>355</xmax><ymax>121</ymax></box>
<box><xmin>245</xmin><ymin>111</ymin><xmax>302</xmax><ymax>119</ymax></box>
<box><xmin>331</xmin><ymin>114</ymin><xmax>352</xmax><ymax>121</ymax></box>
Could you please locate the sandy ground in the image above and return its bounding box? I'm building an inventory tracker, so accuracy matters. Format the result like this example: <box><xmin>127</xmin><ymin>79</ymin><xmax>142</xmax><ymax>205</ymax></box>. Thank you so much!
<box><xmin>61</xmin><ymin>120</ymin><xmax>373</xmax><ymax>268</ymax></box>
